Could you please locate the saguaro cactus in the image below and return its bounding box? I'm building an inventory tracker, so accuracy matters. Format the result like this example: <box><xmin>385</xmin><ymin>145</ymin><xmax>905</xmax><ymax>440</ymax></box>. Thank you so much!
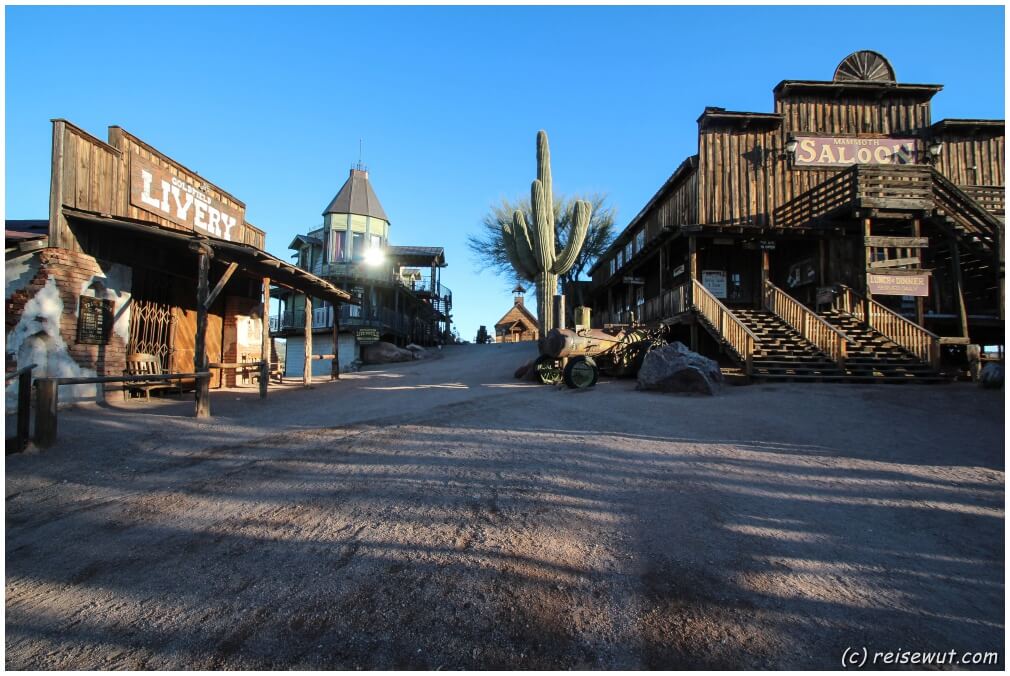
<box><xmin>502</xmin><ymin>130</ymin><xmax>591</xmax><ymax>335</ymax></box>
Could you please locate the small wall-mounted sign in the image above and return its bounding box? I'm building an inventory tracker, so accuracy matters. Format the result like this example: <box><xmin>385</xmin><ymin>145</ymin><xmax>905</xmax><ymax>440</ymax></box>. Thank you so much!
<box><xmin>713</xmin><ymin>238</ymin><xmax>734</xmax><ymax>245</ymax></box>
<box><xmin>77</xmin><ymin>296</ymin><xmax>114</xmax><ymax>345</ymax></box>
<box><xmin>672</xmin><ymin>264</ymin><xmax>685</xmax><ymax>277</ymax></box>
<box><xmin>356</xmin><ymin>327</ymin><xmax>380</xmax><ymax>344</ymax></box>
<box><xmin>623</xmin><ymin>276</ymin><xmax>645</xmax><ymax>285</ymax></box>
<box><xmin>759</xmin><ymin>241</ymin><xmax>776</xmax><ymax>251</ymax></box>
<box><xmin>701</xmin><ymin>270</ymin><xmax>727</xmax><ymax>299</ymax></box>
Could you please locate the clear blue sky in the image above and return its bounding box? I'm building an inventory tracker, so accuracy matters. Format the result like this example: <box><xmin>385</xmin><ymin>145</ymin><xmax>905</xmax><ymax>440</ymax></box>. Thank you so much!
<box><xmin>5</xmin><ymin>5</ymin><xmax>1005</xmax><ymax>340</ymax></box>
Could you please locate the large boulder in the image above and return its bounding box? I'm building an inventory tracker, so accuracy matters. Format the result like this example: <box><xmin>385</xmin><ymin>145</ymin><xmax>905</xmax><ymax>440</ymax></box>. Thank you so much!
<box><xmin>979</xmin><ymin>362</ymin><xmax>1004</xmax><ymax>389</ymax></box>
<box><xmin>636</xmin><ymin>341</ymin><xmax>723</xmax><ymax>395</ymax></box>
<box><xmin>361</xmin><ymin>341</ymin><xmax>415</xmax><ymax>364</ymax></box>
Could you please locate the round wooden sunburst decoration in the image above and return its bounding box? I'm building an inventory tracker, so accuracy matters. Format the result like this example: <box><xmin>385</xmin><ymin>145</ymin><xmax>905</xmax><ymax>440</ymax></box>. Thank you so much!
<box><xmin>833</xmin><ymin>50</ymin><xmax>896</xmax><ymax>83</ymax></box>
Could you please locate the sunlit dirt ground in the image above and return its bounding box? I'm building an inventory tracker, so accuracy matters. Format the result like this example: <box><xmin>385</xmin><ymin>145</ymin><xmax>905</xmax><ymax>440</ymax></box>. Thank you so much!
<box><xmin>5</xmin><ymin>343</ymin><xmax>1004</xmax><ymax>669</ymax></box>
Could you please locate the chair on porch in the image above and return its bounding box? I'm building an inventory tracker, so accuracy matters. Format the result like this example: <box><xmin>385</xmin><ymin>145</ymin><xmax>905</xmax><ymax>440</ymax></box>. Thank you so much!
<box><xmin>123</xmin><ymin>353</ymin><xmax>183</xmax><ymax>401</ymax></box>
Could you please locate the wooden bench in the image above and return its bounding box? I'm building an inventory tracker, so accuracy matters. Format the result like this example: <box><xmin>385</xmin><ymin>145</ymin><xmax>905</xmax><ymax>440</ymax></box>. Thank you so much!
<box><xmin>123</xmin><ymin>353</ymin><xmax>184</xmax><ymax>401</ymax></box>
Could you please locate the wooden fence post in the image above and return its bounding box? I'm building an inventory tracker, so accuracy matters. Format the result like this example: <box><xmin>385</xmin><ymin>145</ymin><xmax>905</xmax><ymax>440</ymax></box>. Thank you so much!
<box><xmin>331</xmin><ymin>305</ymin><xmax>340</xmax><ymax>380</ymax></box>
<box><xmin>303</xmin><ymin>295</ymin><xmax>313</xmax><ymax>387</ymax></box>
<box><xmin>35</xmin><ymin>378</ymin><xmax>57</xmax><ymax>447</ymax></box>
<box><xmin>17</xmin><ymin>368</ymin><xmax>32</xmax><ymax>451</ymax></box>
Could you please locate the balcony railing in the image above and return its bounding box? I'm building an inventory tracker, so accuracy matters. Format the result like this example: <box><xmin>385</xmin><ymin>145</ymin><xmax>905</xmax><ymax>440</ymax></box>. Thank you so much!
<box><xmin>273</xmin><ymin>302</ymin><xmax>437</xmax><ymax>338</ymax></box>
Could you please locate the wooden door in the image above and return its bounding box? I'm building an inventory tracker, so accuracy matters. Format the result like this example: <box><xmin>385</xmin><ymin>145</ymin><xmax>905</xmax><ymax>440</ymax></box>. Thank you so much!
<box><xmin>171</xmin><ymin>277</ymin><xmax>224</xmax><ymax>387</ymax></box>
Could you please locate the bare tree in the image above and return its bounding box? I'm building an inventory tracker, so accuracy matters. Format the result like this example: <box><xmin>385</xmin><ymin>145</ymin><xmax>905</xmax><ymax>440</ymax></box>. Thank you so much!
<box><xmin>468</xmin><ymin>193</ymin><xmax>616</xmax><ymax>302</ymax></box>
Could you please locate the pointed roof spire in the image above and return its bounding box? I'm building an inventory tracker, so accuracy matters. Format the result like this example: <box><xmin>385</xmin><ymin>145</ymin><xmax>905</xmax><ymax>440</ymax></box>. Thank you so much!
<box><xmin>323</xmin><ymin>167</ymin><xmax>389</xmax><ymax>221</ymax></box>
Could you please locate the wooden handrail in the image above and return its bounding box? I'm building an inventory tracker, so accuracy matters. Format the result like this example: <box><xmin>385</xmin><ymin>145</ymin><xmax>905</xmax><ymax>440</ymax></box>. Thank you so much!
<box><xmin>5</xmin><ymin>364</ymin><xmax>37</xmax><ymax>383</ymax></box>
<box><xmin>833</xmin><ymin>284</ymin><xmax>940</xmax><ymax>369</ymax></box>
<box><xmin>33</xmin><ymin>372</ymin><xmax>214</xmax><ymax>449</ymax></box>
<box><xmin>764</xmin><ymin>281</ymin><xmax>848</xmax><ymax>368</ymax></box>
<box><xmin>691</xmin><ymin>279</ymin><xmax>757</xmax><ymax>374</ymax></box>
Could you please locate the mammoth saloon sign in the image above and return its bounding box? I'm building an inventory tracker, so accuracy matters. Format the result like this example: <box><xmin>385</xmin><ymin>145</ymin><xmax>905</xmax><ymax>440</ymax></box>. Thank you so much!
<box><xmin>794</xmin><ymin>136</ymin><xmax>918</xmax><ymax>167</ymax></box>
<box><xmin>130</xmin><ymin>152</ymin><xmax>242</xmax><ymax>241</ymax></box>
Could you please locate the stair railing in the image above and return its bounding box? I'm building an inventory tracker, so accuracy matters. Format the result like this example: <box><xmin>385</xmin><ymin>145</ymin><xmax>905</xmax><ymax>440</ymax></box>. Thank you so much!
<box><xmin>763</xmin><ymin>281</ymin><xmax>848</xmax><ymax>369</ymax></box>
<box><xmin>691</xmin><ymin>279</ymin><xmax>757</xmax><ymax>375</ymax></box>
<box><xmin>833</xmin><ymin>284</ymin><xmax>940</xmax><ymax>369</ymax></box>
<box><xmin>929</xmin><ymin>169</ymin><xmax>1001</xmax><ymax>259</ymax></box>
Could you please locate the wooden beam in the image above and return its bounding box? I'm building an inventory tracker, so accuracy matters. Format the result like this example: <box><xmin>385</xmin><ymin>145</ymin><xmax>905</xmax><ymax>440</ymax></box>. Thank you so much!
<box><xmin>195</xmin><ymin>249</ymin><xmax>211</xmax><ymax>418</ymax></box>
<box><xmin>260</xmin><ymin>277</ymin><xmax>270</xmax><ymax>399</ymax></box>
<box><xmin>869</xmin><ymin>257</ymin><xmax>921</xmax><ymax>269</ymax></box>
<box><xmin>303</xmin><ymin>295</ymin><xmax>313</xmax><ymax>387</ymax></box>
<box><xmin>204</xmin><ymin>261</ymin><xmax>239</xmax><ymax>309</ymax></box>
<box><xmin>863</xmin><ymin>218</ymin><xmax>873</xmax><ymax>301</ymax></box>
<box><xmin>912</xmin><ymin>219</ymin><xmax>925</xmax><ymax>325</ymax></box>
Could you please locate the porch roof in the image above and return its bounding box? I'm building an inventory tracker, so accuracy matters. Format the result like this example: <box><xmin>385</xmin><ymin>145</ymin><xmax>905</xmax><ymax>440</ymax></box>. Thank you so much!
<box><xmin>63</xmin><ymin>208</ymin><xmax>356</xmax><ymax>305</ymax></box>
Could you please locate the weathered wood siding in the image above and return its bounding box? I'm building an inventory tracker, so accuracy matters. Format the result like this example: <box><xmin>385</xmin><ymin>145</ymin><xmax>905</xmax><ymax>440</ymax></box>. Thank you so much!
<box><xmin>934</xmin><ymin>130</ymin><xmax>1005</xmax><ymax>187</ymax></box>
<box><xmin>49</xmin><ymin>120</ymin><xmax>264</xmax><ymax>251</ymax></box>
<box><xmin>698</xmin><ymin>127</ymin><xmax>778</xmax><ymax>226</ymax></box>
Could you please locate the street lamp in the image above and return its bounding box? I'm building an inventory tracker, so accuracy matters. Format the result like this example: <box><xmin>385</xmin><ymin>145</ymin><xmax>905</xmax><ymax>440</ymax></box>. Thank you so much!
<box><xmin>928</xmin><ymin>140</ymin><xmax>944</xmax><ymax>161</ymax></box>
<box><xmin>363</xmin><ymin>246</ymin><xmax>385</xmax><ymax>267</ymax></box>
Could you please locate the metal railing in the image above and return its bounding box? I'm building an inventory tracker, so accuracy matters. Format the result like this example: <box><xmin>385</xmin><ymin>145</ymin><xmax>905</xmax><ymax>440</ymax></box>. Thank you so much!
<box><xmin>833</xmin><ymin>284</ymin><xmax>940</xmax><ymax>369</ymax></box>
<box><xmin>691</xmin><ymin>279</ymin><xmax>757</xmax><ymax>374</ymax></box>
<box><xmin>763</xmin><ymin>281</ymin><xmax>849</xmax><ymax>368</ymax></box>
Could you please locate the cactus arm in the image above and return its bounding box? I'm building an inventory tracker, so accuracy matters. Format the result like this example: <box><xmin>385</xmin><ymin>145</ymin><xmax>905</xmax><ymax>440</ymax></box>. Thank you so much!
<box><xmin>501</xmin><ymin>222</ymin><xmax>535</xmax><ymax>282</ymax></box>
<box><xmin>551</xmin><ymin>200</ymin><xmax>591</xmax><ymax>275</ymax></box>
<box><xmin>510</xmin><ymin>210</ymin><xmax>539</xmax><ymax>278</ymax></box>
<box><xmin>531</xmin><ymin>179</ymin><xmax>555</xmax><ymax>274</ymax></box>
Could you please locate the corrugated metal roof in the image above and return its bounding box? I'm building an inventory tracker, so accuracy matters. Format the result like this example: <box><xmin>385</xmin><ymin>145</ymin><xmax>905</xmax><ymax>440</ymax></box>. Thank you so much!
<box><xmin>323</xmin><ymin>168</ymin><xmax>388</xmax><ymax>221</ymax></box>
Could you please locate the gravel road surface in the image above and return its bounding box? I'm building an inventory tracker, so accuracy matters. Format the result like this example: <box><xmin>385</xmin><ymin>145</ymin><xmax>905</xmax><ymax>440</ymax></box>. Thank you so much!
<box><xmin>5</xmin><ymin>343</ymin><xmax>1005</xmax><ymax>669</ymax></box>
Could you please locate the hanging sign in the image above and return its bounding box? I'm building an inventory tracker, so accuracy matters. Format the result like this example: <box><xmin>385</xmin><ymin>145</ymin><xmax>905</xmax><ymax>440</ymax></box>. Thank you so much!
<box><xmin>867</xmin><ymin>273</ymin><xmax>930</xmax><ymax>297</ymax></box>
<box><xmin>701</xmin><ymin>270</ymin><xmax>727</xmax><ymax>299</ymax></box>
<box><xmin>794</xmin><ymin>136</ymin><xmax>918</xmax><ymax>167</ymax></box>
<box><xmin>130</xmin><ymin>153</ymin><xmax>242</xmax><ymax>241</ymax></box>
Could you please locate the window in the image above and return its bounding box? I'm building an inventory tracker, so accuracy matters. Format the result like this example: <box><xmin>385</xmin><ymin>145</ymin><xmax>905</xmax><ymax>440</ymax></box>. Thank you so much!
<box><xmin>635</xmin><ymin>230</ymin><xmax>645</xmax><ymax>252</ymax></box>
<box><xmin>616</xmin><ymin>250</ymin><xmax>623</xmax><ymax>269</ymax></box>
<box><xmin>330</xmin><ymin>230</ymin><xmax>346</xmax><ymax>262</ymax></box>
<box><xmin>369</xmin><ymin>234</ymin><xmax>383</xmax><ymax>250</ymax></box>
<box><xmin>624</xmin><ymin>241</ymin><xmax>633</xmax><ymax>262</ymax></box>
<box><xmin>351</xmin><ymin>232</ymin><xmax>365</xmax><ymax>260</ymax></box>
<box><xmin>609</xmin><ymin>258</ymin><xmax>616</xmax><ymax>276</ymax></box>
<box><xmin>636</xmin><ymin>286</ymin><xmax>645</xmax><ymax>307</ymax></box>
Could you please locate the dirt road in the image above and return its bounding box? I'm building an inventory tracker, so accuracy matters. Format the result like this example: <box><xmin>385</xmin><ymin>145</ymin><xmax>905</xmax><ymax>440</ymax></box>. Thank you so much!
<box><xmin>5</xmin><ymin>343</ymin><xmax>1005</xmax><ymax>669</ymax></box>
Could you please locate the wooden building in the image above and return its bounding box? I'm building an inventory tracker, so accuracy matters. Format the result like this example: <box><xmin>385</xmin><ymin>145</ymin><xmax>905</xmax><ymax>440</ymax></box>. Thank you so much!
<box><xmin>273</xmin><ymin>166</ymin><xmax>453</xmax><ymax>377</ymax></box>
<box><xmin>586</xmin><ymin>51</ymin><xmax>1003</xmax><ymax>381</ymax></box>
<box><xmin>494</xmin><ymin>286</ymin><xmax>539</xmax><ymax>343</ymax></box>
<box><xmin>5</xmin><ymin>120</ymin><xmax>351</xmax><ymax>410</ymax></box>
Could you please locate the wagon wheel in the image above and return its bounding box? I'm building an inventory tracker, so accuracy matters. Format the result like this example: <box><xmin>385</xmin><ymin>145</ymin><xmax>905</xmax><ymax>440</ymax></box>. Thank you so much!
<box><xmin>563</xmin><ymin>356</ymin><xmax>599</xmax><ymax>389</ymax></box>
<box><xmin>833</xmin><ymin>50</ymin><xmax>895</xmax><ymax>83</ymax></box>
<box><xmin>533</xmin><ymin>355</ymin><xmax>563</xmax><ymax>385</ymax></box>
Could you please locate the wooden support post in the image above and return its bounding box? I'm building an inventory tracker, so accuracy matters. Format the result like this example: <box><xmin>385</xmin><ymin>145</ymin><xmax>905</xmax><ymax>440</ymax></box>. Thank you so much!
<box><xmin>761</xmin><ymin>249</ymin><xmax>771</xmax><ymax>308</ymax></box>
<box><xmin>950</xmin><ymin>236</ymin><xmax>970</xmax><ymax>339</ymax></box>
<box><xmin>688</xmin><ymin>236</ymin><xmax>698</xmax><ymax>306</ymax></box>
<box><xmin>690</xmin><ymin>322</ymin><xmax>699</xmax><ymax>352</ymax></box>
<box><xmin>260</xmin><ymin>277</ymin><xmax>270</xmax><ymax>399</ymax></box>
<box><xmin>194</xmin><ymin>246</ymin><xmax>212</xmax><ymax>418</ymax></box>
<box><xmin>331</xmin><ymin>304</ymin><xmax>340</xmax><ymax>381</ymax></box>
<box><xmin>912</xmin><ymin>219</ymin><xmax>925</xmax><ymax>325</ymax></box>
<box><xmin>17</xmin><ymin>369</ymin><xmax>32</xmax><ymax>451</ymax></box>
<box><xmin>303</xmin><ymin>295</ymin><xmax>313</xmax><ymax>387</ymax></box>
<box><xmin>34</xmin><ymin>378</ymin><xmax>57</xmax><ymax>447</ymax></box>
<box><xmin>863</xmin><ymin>218</ymin><xmax>873</xmax><ymax>301</ymax></box>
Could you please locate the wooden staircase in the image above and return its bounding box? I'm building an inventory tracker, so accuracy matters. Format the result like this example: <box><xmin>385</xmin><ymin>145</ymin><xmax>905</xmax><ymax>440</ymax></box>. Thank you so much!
<box><xmin>819</xmin><ymin>309</ymin><xmax>945</xmax><ymax>382</ymax></box>
<box><xmin>732</xmin><ymin>309</ymin><xmax>844</xmax><ymax>381</ymax></box>
<box><xmin>691</xmin><ymin>280</ymin><xmax>946</xmax><ymax>384</ymax></box>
